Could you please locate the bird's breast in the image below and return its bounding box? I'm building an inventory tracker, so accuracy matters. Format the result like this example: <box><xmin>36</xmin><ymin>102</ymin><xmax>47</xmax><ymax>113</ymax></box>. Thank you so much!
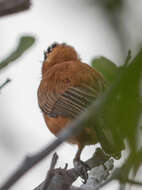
<box><xmin>43</xmin><ymin>113</ymin><xmax>98</xmax><ymax>146</ymax></box>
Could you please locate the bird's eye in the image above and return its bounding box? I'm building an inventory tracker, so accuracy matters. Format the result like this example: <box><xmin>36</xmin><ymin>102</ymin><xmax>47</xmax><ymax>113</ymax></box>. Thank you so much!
<box><xmin>43</xmin><ymin>42</ymin><xmax>59</xmax><ymax>60</ymax></box>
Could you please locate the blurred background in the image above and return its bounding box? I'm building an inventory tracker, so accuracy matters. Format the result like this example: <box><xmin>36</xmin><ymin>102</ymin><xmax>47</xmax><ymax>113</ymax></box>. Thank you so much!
<box><xmin>0</xmin><ymin>0</ymin><xmax>142</xmax><ymax>189</ymax></box>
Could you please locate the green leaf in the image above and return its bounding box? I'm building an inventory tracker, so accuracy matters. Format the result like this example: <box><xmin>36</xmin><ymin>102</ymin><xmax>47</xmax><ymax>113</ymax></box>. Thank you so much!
<box><xmin>91</xmin><ymin>56</ymin><xmax>119</xmax><ymax>83</ymax></box>
<box><xmin>93</xmin><ymin>51</ymin><xmax>142</xmax><ymax>158</ymax></box>
<box><xmin>0</xmin><ymin>35</ymin><xmax>35</xmax><ymax>70</ymax></box>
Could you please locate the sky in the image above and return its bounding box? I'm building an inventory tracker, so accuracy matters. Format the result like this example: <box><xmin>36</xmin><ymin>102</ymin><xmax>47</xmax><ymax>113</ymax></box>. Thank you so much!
<box><xmin>0</xmin><ymin>0</ymin><xmax>142</xmax><ymax>189</ymax></box>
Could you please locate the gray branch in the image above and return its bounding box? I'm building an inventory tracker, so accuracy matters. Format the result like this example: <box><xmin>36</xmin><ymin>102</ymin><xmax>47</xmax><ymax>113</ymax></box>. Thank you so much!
<box><xmin>0</xmin><ymin>0</ymin><xmax>31</xmax><ymax>17</ymax></box>
<box><xmin>34</xmin><ymin>149</ymin><xmax>142</xmax><ymax>190</ymax></box>
<box><xmin>33</xmin><ymin>150</ymin><xmax>112</xmax><ymax>190</ymax></box>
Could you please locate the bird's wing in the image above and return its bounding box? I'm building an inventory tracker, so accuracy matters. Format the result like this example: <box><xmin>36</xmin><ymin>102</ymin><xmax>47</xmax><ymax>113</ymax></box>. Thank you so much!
<box><xmin>50</xmin><ymin>85</ymin><xmax>99</xmax><ymax>118</ymax></box>
<box><xmin>38</xmin><ymin>82</ymin><xmax>105</xmax><ymax>118</ymax></box>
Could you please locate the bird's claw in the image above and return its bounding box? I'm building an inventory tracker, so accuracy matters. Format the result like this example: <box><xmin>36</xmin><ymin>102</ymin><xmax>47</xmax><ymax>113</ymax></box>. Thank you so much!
<box><xmin>73</xmin><ymin>159</ymin><xmax>90</xmax><ymax>184</ymax></box>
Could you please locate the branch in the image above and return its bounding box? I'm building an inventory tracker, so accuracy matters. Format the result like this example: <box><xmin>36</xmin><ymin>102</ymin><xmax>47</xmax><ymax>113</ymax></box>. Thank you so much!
<box><xmin>96</xmin><ymin>150</ymin><xmax>142</xmax><ymax>190</ymax></box>
<box><xmin>41</xmin><ymin>153</ymin><xmax>59</xmax><ymax>190</ymax></box>
<box><xmin>80</xmin><ymin>159</ymin><xmax>114</xmax><ymax>190</ymax></box>
<box><xmin>0</xmin><ymin>0</ymin><xmax>31</xmax><ymax>17</ymax></box>
<box><xmin>33</xmin><ymin>149</ymin><xmax>112</xmax><ymax>190</ymax></box>
<box><xmin>0</xmin><ymin>78</ymin><xmax>11</xmax><ymax>90</ymax></box>
<box><xmin>97</xmin><ymin>167</ymin><xmax>142</xmax><ymax>190</ymax></box>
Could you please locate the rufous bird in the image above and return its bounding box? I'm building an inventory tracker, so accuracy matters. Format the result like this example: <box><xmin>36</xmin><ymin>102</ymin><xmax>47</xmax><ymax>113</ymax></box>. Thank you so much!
<box><xmin>37</xmin><ymin>43</ymin><xmax>123</xmax><ymax>181</ymax></box>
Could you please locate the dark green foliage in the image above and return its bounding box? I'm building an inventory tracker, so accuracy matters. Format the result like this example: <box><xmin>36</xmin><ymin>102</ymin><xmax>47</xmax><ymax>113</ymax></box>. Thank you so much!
<box><xmin>91</xmin><ymin>56</ymin><xmax>119</xmax><ymax>84</ymax></box>
<box><xmin>97</xmin><ymin>0</ymin><xmax>123</xmax><ymax>12</ymax></box>
<box><xmin>91</xmin><ymin>50</ymin><xmax>142</xmax><ymax>160</ymax></box>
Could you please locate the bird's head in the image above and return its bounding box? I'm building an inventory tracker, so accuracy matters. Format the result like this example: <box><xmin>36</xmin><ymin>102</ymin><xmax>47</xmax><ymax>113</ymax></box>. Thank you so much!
<box><xmin>42</xmin><ymin>43</ymin><xmax>79</xmax><ymax>74</ymax></box>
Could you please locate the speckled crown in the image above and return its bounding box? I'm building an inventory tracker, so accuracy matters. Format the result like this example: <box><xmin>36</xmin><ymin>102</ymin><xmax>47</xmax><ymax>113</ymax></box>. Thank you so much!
<box><xmin>44</xmin><ymin>42</ymin><xmax>66</xmax><ymax>60</ymax></box>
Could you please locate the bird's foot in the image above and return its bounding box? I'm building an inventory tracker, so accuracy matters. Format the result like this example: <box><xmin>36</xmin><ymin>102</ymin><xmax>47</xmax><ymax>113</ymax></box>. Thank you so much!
<box><xmin>73</xmin><ymin>159</ymin><xmax>90</xmax><ymax>183</ymax></box>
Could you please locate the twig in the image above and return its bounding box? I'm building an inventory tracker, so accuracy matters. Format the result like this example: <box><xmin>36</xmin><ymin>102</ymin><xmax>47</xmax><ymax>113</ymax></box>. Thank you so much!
<box><xmin>49</xmin><ymin>153</ymin><xmax>58</xmax><ymax>170</ymax></box>
<box><xmin>0</xmin><ymin>78</ymin><xmax>11</xmax><ymax>90</ymax></box>
<box><xmin>124</xmin><ymin>50</ymin><xmax>131</xmax><ymax>66</ymax></box>
<box><xmin>0</xmin><ymin>0</ymin><xmax>31</xmax><ymax>17</ymax></box>
<box><xmin>122</xmin><ymin>178</ymin><xmax>142</xmax><ymax>186</ymax></box>
<box><xmin>42</xmin><ymin>153</ymin><xmax>59</xmax><ymax>190</ymax></box>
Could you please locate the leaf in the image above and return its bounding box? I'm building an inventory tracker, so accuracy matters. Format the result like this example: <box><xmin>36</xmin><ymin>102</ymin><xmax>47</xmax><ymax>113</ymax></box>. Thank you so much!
<box><xmin>0</xmin><ymin>35</ymin><xmax>35</xmax><ymax>70</ymax></box>
<box><xmin>93</xmin><ymin>50</ymin><xmax>142</xmax><ymax>158</ymax></box>
<box><xmin>91</xmin><ymin>56</ymin><xmax>119</xmax><ymax>83</ymax></box>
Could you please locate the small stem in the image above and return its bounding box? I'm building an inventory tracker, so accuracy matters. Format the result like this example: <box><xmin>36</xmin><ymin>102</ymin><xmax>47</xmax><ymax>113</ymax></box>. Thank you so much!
<box><xmin>0</xmin><ymin>78</ymin><xmax>11</xmax><ymax>90</ymax></box>
<box><xmin>124</xmin><ymin>50</ymin><xmax>131</xmax><ymax>66</ymax></box>
<box><xmin>121</xmin><ymin>178</ymin><xmax>142</xmax><ymax>186</ymax></box>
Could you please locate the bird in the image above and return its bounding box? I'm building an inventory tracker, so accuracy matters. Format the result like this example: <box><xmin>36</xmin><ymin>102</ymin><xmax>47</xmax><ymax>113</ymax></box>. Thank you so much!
<box><xmin>37</xmin><ymin>42</ymin><xmax>123</xmax><ymax>181</ymax></box>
